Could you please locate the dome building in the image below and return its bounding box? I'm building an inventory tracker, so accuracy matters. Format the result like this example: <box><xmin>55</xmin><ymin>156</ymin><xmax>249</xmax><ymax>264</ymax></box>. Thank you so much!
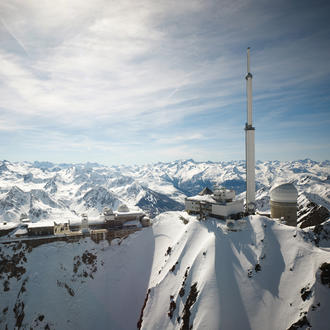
<box><xmin>117</xmin><ymin>204</ymin><xmax>129</xmax><ymax>213</ymax></box>
<box><xmin>270</xmin><ymin>183</ymin><xmax>298</xmax><ymax>226</ymax></box>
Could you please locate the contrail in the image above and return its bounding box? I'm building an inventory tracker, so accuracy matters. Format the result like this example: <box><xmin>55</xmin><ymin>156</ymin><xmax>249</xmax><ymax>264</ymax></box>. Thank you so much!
<box><xmin>0</xmin><ymin>16</ymin><xmax>30</xmax><ymax>57</ymax></box>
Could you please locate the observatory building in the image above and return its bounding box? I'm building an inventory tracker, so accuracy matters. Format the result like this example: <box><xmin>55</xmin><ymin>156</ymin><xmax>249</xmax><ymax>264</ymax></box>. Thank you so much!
<box><xmin>270</xmin><ymin>183</ymin><xmax>298</xmax><ymax>226</ymax></box>
<box><xmin>185</xmin><ymin>187</ymin><xmax>244</xmax><ymax>219</ymax></box>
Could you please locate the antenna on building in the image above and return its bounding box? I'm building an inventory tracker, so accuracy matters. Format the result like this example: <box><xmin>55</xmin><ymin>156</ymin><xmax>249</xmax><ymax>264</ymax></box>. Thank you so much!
<box><xmin>245</xmin><ymin>47</ymin><xmax>256</xmax><ymax>214</ymax></box>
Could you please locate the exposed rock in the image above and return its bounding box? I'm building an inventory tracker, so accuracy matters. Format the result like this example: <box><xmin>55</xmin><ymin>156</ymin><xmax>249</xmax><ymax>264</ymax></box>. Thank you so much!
<box><xmin>165</xmin><ymin>246</ymin><xmax>172</xmax><ymax>256</ymax></box>
<box><xmin>320</xmin><ymin>262</ymin><xmax>330</xmax><ymax>288</ymax></box>
<box><xmin>13</xmin><ymin>300</ymin><xmax>25</xmax><ymax>328</ymax></box>
<box><xmin>179</xmin><ymin>216</ymin><xmax>189</xmax><ymax>224</ymax></box>
<box><xmin>181</xmin><ymin>282</ymin><xmax>199</xmax><ymax>330</ymax></box>
<box><xmin>71</xmin><ymin>251</ymin><xmax>97</xmax><ymax>281</ymax></box>
<box><xmin>57</xmin><ymin>280</ymin><xmax>75</xmax><ymax>296</ymax></box>
<box><xmin>298</xmin><ymin>200</ymin><xmax>329</xmax><ymax>229</ymax></box>
<box><xmin>255</xmin><ymin>263</ymin><xmax>261</xmax><ymax>272</ymax></box>
<box><xmin>82</xmin><ymin>251</ymin><xmax>97</xmax><ymax>265</ymax></box>
<box><xmin>3</xmin><ymin>280</ymin><xmax>9</xmax><ymax>291</ymax></box>
<box><xmin>287</xmin><ymin>315</ymin><xmax>311</xmax><ymax>330</ymax></box>
<box><xmin>137</xmin><ymin>289</ymin><xmax>150</xmax><ymax>330</ymax></box>
<box><xmin>0</xmin><ymin>248</ymin><xmax>27</xmax><ymax>281</ymax></box>
<box><xmin>168</xmin><ymin>299</ymin><xmax>176</xmax><ymax>319</ymax></box>
<box><xmin>300</xmin><ymin>285</ymin><xmax>312</xmax><ymax>301</ymax></box>
<box><xmin>313</xmin><ymin>223</ymin><xmax>330</xmax><ymax>246</ymax></box>
<box><xmin>170</xmin><ymin>261</ymin><xmax>179</xmax><ymax>272</ymax></box>
<box><xmin>65</xmin><ymin>283</ymin><xmax>75</xmax><ymax>296</ymax></box>
<box><xmin>179</xmin><ymin>267</ymin><xmax>190</xmax><ymax>297</ymax></box>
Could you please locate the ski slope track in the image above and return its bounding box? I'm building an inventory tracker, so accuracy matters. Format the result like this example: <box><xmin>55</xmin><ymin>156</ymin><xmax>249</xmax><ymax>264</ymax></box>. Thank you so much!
<box><xmin>1</xmin><ymin>212</ymin><xmax>329</xmax><ymax>329</ymax></box>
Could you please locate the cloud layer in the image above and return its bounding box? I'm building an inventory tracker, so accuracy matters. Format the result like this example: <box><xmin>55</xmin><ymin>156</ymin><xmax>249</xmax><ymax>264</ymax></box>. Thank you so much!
<box><xmin>1</xmin><ymin>0</ymin><xmax>329</xmax><ymax>164</ymax></box>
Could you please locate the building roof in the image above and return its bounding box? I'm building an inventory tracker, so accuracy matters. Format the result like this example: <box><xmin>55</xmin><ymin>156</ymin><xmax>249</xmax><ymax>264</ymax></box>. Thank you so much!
<box><xmin>186</xmin><ymin>194</ymin><xmax>243</xmax><ymax>207</ymax></box>
<box><xmin>28</xmin><ymin>221</ymin><xmax>55</xmax><ymax>228</ymax></box>
<box><xmin>115</xmin><ymin>211</ymin><xmax>145</xmax><ymax>217</ymax></box>
<box><xmin>198</xmin><ymin>187</ymin><xmax>213</xmax><ymax>196</ymax></box>
<box><xmin>69</xmin><ymin>217</ymin><xmax>105</xmax><ymax>226</ymax></box>
<box><xmin>14</xmin><ymin>228</ymin><xmax>28</xmax><ymax>236</ymax></box>
<box><xmin>118</xmin><ymin>204</ymin><xmax>130</xmax><ymax>212</ymax></box>
<box><xmin>186</xmin><ymin>194</ymin><xmax>217</xmax><ymax>203</ymax></box>
<box><xmin>270</xmin><ymin>183</ymin><xmax>298</xmax><ymax>203</ymax></box>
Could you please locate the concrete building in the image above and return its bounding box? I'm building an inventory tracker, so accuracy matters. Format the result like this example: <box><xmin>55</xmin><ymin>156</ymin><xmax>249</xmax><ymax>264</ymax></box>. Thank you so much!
<box><xmin>103</xmin><ymin>207</ymin><xmax>115</xmax><ymax>221</ymax></box>
<box><xmin>104</xmin><ymin>204</ymin><xmax>147</xmax><ymax>228</ymax></box>
<box><xmin>54</xmin><ymin>222</ymin><xmax>71</xmax><ymax>235</ymax></box>
<box><xmin>270</xmin><ymin>183</ymin><xmax>298</xmax><ymax>226</ymax></box>
<box><xmin>81</xmin><ymin>213</ymin><xmax>89</xmax><ymax>234</ymax></box>
<box><xmin>185</xmin><ymin>187</ymin><xmax>244</xmax><ymax>220</ymax></box>
<box><xmin>90</xmin><ymin>229</ymin><xmax>107</xmax><ymax>242</ymax></box>
<box><xmin>114</xmin><ymin>204</ymin><xmax>145</xmax><ymax>223</ymax></box>
<box><xmin>6</xmin><ymin>204</ymin><xmax>150</xmax><ymax>239</ymax></box>
<box><xmin>27</xmin><ymin>221</ymin><xmax>54</xmax><ymax>236</ymax></box>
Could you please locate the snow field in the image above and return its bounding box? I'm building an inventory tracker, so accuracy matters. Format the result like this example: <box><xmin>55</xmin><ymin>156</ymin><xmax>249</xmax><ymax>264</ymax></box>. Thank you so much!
<box><xmin>0</xmin><ymin>211</ymin><xmax>329</xmax><ymax>330</ymax></box>
<box><xmin>141</xmin><ymin>213</ymin><xmax>330</xmax><ymax>330</ymax></box>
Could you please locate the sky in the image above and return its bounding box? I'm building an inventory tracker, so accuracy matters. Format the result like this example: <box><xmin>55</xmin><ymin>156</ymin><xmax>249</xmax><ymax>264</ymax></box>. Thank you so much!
<box><xmin>0</xmin><ymin>0</ymin><xmax>329</xmax><ymax>165</ymax></box>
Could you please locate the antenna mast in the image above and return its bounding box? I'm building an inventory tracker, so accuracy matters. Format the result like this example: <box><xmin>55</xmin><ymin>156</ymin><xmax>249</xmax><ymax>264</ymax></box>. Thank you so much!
<box><xmin>245</xmin><ymin>47</ymin><xmax>256</xmax><ymax>214</ymax></box>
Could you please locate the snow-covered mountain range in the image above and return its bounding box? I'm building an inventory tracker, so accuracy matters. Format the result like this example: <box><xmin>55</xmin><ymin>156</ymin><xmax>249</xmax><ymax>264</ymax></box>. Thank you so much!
<box><xmin>1</xmin><ymin>159</ymin><xmax>329</xmax><ymax>329</ymax></box>
<box><xmin>1</xmin><ymin>212</ymin><xmax>329</xmax><ymax>329</ymax></box>
<box><xmin>0</xmin><ymin>159</ymin><xmax>329</xmax><ymax>227</ymax></box>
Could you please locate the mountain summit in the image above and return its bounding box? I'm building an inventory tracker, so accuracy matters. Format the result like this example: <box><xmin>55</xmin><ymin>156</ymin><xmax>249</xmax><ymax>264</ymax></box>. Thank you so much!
<box><xmin>0</xmin><ymin>212</ymin><xmax>329</xmax><ymax>329</ymax></box>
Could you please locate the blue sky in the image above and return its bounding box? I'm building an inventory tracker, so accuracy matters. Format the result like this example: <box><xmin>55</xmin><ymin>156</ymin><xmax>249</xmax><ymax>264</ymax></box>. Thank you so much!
<box><xmin>0</xmin><ymin>0</ymin><xmax>329</xmax><ymax>165</ymax></box>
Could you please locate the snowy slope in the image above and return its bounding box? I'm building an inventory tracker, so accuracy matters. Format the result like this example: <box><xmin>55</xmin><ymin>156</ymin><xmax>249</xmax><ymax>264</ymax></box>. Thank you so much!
<box><xmin>1</xmin><ymin>213</ymin><xmax>329</xmax><ymax>330</ymax></box>
<box><xmin>140</xmin><ymin>213</ymin><xmax>330</xmax><ymax>330</ymax></box>
<box><xmin>0</xmin><ymin>232</ymin><xmax>154</xmax><ymax>330</ymax></box>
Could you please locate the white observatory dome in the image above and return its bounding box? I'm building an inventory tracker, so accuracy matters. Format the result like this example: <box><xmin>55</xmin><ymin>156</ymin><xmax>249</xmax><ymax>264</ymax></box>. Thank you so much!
<box><xmin>117</xmin><ymin>204</ymin><xmax>129</xmax><ymax>212</ymax></box>
<box><xmin>270</xmin><ymin>183</ymin><xmax>298</xmax><ymax>203</ymax></box>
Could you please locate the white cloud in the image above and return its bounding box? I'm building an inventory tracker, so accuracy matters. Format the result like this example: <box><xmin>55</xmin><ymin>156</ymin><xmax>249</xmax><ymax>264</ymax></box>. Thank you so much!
<box><xmin>0</xmin><ymin>0</ymin><xmax>329</xmax><ymax>163</ymax></box>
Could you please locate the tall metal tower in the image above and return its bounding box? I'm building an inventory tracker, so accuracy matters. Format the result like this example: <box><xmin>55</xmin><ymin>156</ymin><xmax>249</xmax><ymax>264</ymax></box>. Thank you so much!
<box><xmin>245</xmin><ymin>47</ymin><xmax>256</xmax><ymax>213</ymax></box>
